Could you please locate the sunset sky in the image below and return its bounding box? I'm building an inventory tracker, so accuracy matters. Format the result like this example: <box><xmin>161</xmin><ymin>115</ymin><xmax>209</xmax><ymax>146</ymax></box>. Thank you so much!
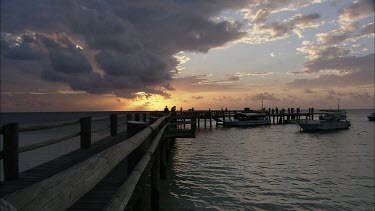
<box><xmin>1</xmin><ymin>0</ymin><xmax>374</xmax><ymax>112</ymax></box>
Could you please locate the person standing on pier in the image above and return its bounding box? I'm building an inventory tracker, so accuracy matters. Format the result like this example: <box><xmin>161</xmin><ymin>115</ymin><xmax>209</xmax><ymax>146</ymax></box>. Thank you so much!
<box><xmin>164</xmin><ymin>106</ymin><xmax>169</xmax><ymax>113</ymax></box>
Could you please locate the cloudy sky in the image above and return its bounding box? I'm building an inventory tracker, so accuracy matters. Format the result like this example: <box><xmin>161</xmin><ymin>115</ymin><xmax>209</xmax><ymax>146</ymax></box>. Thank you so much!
<box><xmin>1</xmin><ymin>0</ymin><xmax>374</xmax><ymax>111</ymax></box>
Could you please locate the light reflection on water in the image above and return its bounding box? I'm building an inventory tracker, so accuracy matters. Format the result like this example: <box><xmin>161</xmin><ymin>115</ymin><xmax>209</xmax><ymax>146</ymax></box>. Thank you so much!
<box><xmin>160</xmin><ymin>110</ymin><xmax>375</xmax><ymax>210</ymax></box>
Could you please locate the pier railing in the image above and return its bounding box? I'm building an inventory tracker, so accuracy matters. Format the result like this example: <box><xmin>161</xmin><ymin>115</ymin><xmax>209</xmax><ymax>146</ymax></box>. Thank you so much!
<box><xmin>0</xmin><ymin>112</ymin><xmax>148</xmax><ymax>180</ymax></box>
<box><xmin>0</xmin><ymin>113</ymin><xmax>178</xmax><ymax>210</ymax></box>
<box><xmin>0</xmin><ymin>108</ymin><xmax>318</xmax><ymax>210</ymax></box>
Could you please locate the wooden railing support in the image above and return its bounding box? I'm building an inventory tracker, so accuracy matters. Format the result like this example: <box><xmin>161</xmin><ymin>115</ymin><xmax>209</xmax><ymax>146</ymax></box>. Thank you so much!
<box><xmin>110</xmin><ymin>114</ymin><xmax>118</xmax><ymax>137</ymax></box>
<box><xmin>192</xmin><ymin>112</ymin><xmax>197</xmax><ymax>134</ymax></box>
<box><xmin>80</xmin><ymin>117</ymin><xmax>91</xmax><ymax>149</ymax></box>
<box><xmin>149</xmin><ymin>116</ymin><xmax>158</xmax><ymax>124</ymax></box>
<box><xmin>3</xmin><ymin>123</ymin><xmax>19</xmax><ymax>180</ymax></box>
<box><xmin>135</xmin><ymin>113</ymin><xmax>140</xmax><ymax>121</ymax></box>
<box><xmin>143</xmin><ymin>113</ymin><xmax>147</xmax><ymax>122</ymax></box>
<box><xmin>126</xmin><ymin>113</ymin><xmax>132</xmax><ymax>122</ymax></box>
<box><xmin>160</xmin><ymin>139</ymin><xmax>167</xmax><ymax>179</ymax></box>
<box><xmin>127</xmin><ymin>121</ymin><xmax>148</xmax><ymax>138</ymax></box>
<box><xmin>151</xmin><ymin>151</ymin><xmax>160</xmax><ymax>211</ymax></box>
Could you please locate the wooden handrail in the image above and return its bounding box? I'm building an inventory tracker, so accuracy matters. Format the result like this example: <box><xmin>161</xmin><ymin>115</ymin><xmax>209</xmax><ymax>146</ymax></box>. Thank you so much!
<box><xmin>18</xmin><ymin>132</ymin><xmax>81</xmax><ymax>153</ymax></box>
<box><xmin>18</xmin><ymin>120</ymin><xmax>79</xmax><ymax>132</ymax></box>
<box><xmin>104</xmin><ymin>123</ymin><xmax>169</xmax><ymax>210</ymax></box>
<box><xmin>1</xmin><ymin>115</ymin><xmax>168</xmax><ymax>211</ymax></box>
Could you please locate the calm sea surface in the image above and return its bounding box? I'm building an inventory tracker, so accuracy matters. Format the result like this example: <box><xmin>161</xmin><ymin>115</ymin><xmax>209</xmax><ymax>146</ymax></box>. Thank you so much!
<box><xmin>160</xmin><ymin>109</ymin><xmax>374</xmax><ymax>210</ymax></box>
<box><xmin>0</xmin><ymin>110</ymin><xmax>374</xmax><ymax>210</ymax></box>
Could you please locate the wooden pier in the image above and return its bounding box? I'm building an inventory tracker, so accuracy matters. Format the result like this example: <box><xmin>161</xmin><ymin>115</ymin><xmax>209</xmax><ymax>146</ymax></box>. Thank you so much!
<box><xmin>0</xmin><ymin>107</ymin><xmax>319</xmax><ymax>210</ymax></box>
<box><xmin>0</xmin><ymin>112</ymin><xmax>194</xmax><ymax>210</ymax></box>
<box><xmin>181</xmin><ymin>107</ymin><xmax>318</xmax><ymax>128</ymax></box>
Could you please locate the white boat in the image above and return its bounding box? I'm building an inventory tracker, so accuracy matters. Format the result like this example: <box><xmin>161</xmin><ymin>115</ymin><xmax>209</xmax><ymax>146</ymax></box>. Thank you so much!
<box><xmin>223</xmin><ymin>110</ymin><xmax>271</xmax><ymax>127</ymax></box>
<box><xmin>368</xmin><ymin>112</ymin><xmax>375</xmax><ymax>121</ymax></box>
<box><xmin>298</xmin><ymin>110</ymin><xmax>351</xmax><ymax>132</ymax></box>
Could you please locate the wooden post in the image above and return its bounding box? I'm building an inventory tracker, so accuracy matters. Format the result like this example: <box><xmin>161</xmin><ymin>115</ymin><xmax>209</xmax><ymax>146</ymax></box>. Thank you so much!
<box><xmin>160</xmin><ymin>139</ymin><xmax>167</xmax><ymax>179</ymax></box>
<box><xmin>80</xmin><ymin>117</ymin><xmax>91</xmax><ymax>149</ymax></box>
<box><xmin>291</xmin><ymin>108</ymin><xmax>295</xmax><ymax>120</ymax></box>
<box><xmin>149</xmin><ymin>116</ymin><xmax>158</xmax><ymax>124</ymax></box>
<box><xmin>110</xmin><ymin>114</ymin><xmax>118</xmax><ymax>137</ymax></box>
<box><xmin>191</xmin><ymin>112</ymin><xmax>196</xmax><ymax>134</ymax></box>
<box><xmin>127</xmin><ymin>121</ymin><xmax>148</xmax><ymax>138</ymax></box>
<box><xmin>143</xmin><ymin>113</ymin><xmax>147</xmax><ymax>122</ymax></box>
<box><xmin>209</xmin><ymin>111</ymin><xmax>212</xmax><ymax>128</ymax></box>
<box><xmin>311</xmin><ymin>108</ymin><xmax>314</xmax><ymax>120</ymax></box>
<box><xmin>197</xmin><ymin>115</ymin><xmax>200</xmax><ymax>128</ymax></box>
<box><xmin>204</xmin><ymin>117</ymin><xmax>207</xmax><ymax>128</ymax></box>
<box><xmin>297</xmin><ymin>108</ymin><xmax>300</xmax><ymax>119</ymax></box>
<box><xmin>3</xmin><ymin>123</ymin><xmax>19</xmax><ymax>180</ymax></box>
<box><xmin>151</xmin><ymin>152</ymin><xmax>160</xmax><ymax>211</ymax></box>
<box><xmin>127</xmin><ymin>113</ymin><xmax>132</xmax><ymax>122</ymax></box>
<box><xmin>165</xmin><ymin>138</ymin><xmax>170</xmax><ymax>163</ymax></box>
<box><xmin>135</xmin><ymin>113</ymin><xmax>140</xmax><ymax>121</ymax></box>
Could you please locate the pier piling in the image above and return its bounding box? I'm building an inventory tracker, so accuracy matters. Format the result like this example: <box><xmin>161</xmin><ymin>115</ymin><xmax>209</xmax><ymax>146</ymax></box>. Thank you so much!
<box><xmin>110</xmin><ymin>114</ymin><xmax>118</xmax><ymax>136</ymax></box>
<box><xmin>3</xmin><ymin>123</ymin><xmax>19</xmax><ymax>180</ymax></box>
<box><xmin>80</xmin><ymin>117</ymin><xmax>92</xmax><ymax>149</ymax></box>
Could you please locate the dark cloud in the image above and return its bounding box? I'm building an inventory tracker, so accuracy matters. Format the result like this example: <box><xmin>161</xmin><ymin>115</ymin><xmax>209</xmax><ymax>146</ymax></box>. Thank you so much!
<box><xmin>192</xmin><ymin>96</ymin><xmax>204</xmax><ymax>100</ymax></box>
<box><xmin>339</xmin><ymin>0</ymin><xmax>375</xmax><ymax>23</ymax></box>
<box><xmin>328</xmin><ymin>89</ymin><xmax>336</xmax><ymax>95</ymax></box>
<box><xmin>1</xmin><ymin>38</ymin><xmax>45</xmax><ymax>60</ymax></box>
<box><xmin>172</xmin><ymin>75</ymin><xmax>240</xmax><ymax>93</ymax></box>
<box><xmin>303</xmin><ymin>53</ymin><xmax>374</xmax><ymax>74</ymax></box>
<box><xmin>304</xmin><ymin>88</ymin><xmax>315</xmax><ymax>94</ymax></box>
<box><xmin>1</xmin><ymin>0</ymin><xmax>248</xmax><ymax>99</ymax></box>
<box><xmin>349</xmin><ymin>91</ymin><xmax>372</xmax><ymax>101</ymax></box>
<box><xmin>316</xmin><ymin>32</ymin><xmax>350</xmax><ymax>45</ymax></box>
<box><xmin>247</xmin><ymin>0</ymin><xmax>321</xmax><ymax>23</ymax></box>
<box><xmin>295</xmin><ymin>45</ymin><xmax>352</xmax><ymax>65</ymax></box>
<box><xmin>357</xmin><ymin>22</ymin><xmax>375</xmax><ymax>38</ymax></box>
<box><xmin>250</xmin><ymin>92</ymin><xmax>280</xmax><ymax>101</ymax></box>
<box><xmin>257</xmin><ymin>13</ymin><xmax>321</xmax><ymax>39</ymax></box>
<box><xmin>289</xmin><ymin>53</ymin><xmax>374</xmax><ymax>88</ymax></box>
<box><xmin>288</xmin><ymin>54</ymin><xmax>374</xmax><ymax>88</ymax></box>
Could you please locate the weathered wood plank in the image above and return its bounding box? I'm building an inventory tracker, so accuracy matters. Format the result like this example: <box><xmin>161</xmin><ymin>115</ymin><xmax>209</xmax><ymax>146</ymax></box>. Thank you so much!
<box><xmin>1</xmin><ymin>116</ymin><xmax>168</xmax><ymax>211</ymax></box>
<box><xmin>103</xmin><ymin>123</ymin><xmax>169</xmax><ymax>211</ymax></box>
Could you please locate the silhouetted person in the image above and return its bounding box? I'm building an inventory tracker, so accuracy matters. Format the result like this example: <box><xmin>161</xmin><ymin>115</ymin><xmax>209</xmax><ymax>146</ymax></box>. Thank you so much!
<box><xmin>276</xmin><ymin>107</ymin><xmax>279</xmax><ymax>113</ymax></box>
<box><xmin>164</xmin><ymin>106</ymin><xmax>169</xmax><ymax>113</ymax></box>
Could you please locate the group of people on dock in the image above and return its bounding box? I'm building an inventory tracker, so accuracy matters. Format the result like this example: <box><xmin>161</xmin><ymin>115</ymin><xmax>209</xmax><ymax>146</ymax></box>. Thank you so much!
<box><xmin>164</xmin><ymin>106</ymin><xmax>176</xmax><ymax>113</ymax></box>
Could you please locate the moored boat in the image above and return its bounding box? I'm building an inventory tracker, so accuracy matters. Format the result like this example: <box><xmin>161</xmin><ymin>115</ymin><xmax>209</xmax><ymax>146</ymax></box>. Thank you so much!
<box><xmin>223</xmin><ymin>109</ymin><xmax>271</xmax><ymax>127</ymax></box>
<box><xmin>298</xmin><ymin>110</ymin><xmax>350</xmax><ymax>132</ymax></box>
<box><xmin>368</xmin><ymin>112</ymin><xmax>375</xmax><ymax>121</ymax></box>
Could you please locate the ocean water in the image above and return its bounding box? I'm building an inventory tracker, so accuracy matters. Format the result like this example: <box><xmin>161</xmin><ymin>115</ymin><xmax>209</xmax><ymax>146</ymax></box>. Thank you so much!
<box><xmin>0</xmin><ymin>110</ymin><xmax>374</xmax><ymax>210</ymax></box>
<box><xmin>160</xmin><ymin>110</ymin><xmax>375</xmax><ymax>210</ymax></box>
